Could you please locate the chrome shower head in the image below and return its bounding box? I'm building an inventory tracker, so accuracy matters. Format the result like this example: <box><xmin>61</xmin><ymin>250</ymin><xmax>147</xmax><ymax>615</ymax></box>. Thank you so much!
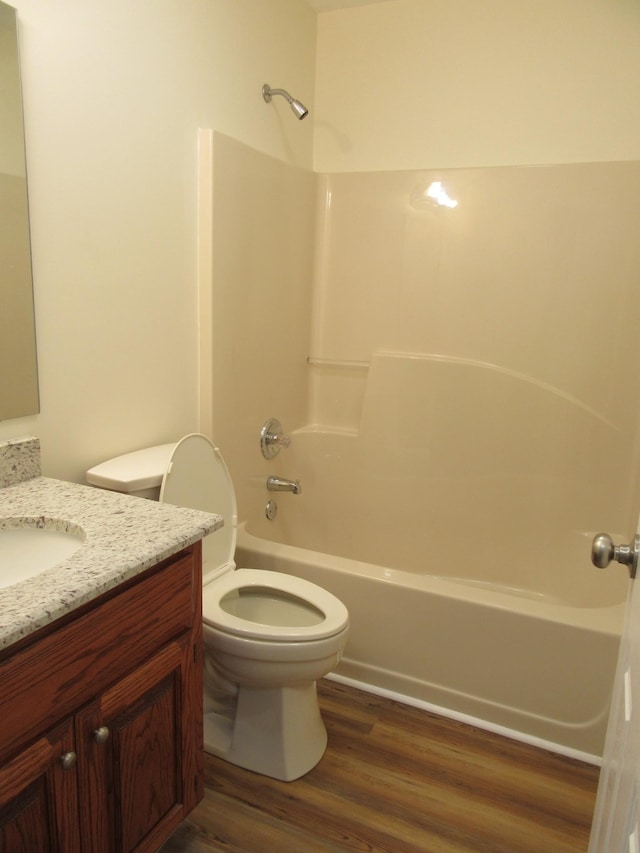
<box><xmin>262</xmin><ymin>84</ymin><xmax>309</xmax><ymax>120</ymax></box>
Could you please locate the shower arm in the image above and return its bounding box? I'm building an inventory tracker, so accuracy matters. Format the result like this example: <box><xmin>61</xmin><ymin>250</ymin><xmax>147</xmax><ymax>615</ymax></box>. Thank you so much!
<box><xmin>262</xmin><ymin>84</ymin><xmax>309</xmax><ymax>120</ymax></box>
<box><xmin>264</xmin><ymin>86</ymin><xmax>287</xmax><ymax>101</ymax></box>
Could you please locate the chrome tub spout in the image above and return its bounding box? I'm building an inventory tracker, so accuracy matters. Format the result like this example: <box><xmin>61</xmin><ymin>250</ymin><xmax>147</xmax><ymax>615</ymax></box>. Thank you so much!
<box><xmin>266</xmin><ymin>476</ymin><xmax>302</xmax><ymax>495</ymax></box>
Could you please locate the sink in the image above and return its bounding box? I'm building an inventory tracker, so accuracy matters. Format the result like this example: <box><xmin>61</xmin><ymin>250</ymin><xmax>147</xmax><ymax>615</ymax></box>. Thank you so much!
<box><xmin>0</xmin><ymin>520</ymin><xmax>85</xmax><ymax>589</ymax></box>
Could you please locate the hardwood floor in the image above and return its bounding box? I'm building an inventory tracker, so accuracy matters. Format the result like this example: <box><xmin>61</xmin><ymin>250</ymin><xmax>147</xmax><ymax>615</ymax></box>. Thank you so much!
<box><xmin>161</xmin><ymin>679</ymin><xmax>600</xmax><ymax>853</ymax></box>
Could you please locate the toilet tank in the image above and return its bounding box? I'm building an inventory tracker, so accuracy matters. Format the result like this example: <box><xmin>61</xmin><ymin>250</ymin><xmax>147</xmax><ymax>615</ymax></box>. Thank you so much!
<box><xmin>86</xmin><ymin>444</ymin><xmax>177</xmax><ymax>500</ymax></box>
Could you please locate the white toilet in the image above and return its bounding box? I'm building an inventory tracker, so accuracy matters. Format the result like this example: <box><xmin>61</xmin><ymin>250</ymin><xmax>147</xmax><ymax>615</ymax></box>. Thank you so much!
<box><xmin>86</xmin><ymin>433</ymin><xmax>349</xmax><ymax>781</ymax></box>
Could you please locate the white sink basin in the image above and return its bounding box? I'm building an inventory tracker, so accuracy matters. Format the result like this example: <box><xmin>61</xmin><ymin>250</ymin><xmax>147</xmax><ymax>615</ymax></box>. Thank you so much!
<box><xmin>0</xmin><ymin>522</ymin><xmax>85</xmax><ymax>589</ymax></box>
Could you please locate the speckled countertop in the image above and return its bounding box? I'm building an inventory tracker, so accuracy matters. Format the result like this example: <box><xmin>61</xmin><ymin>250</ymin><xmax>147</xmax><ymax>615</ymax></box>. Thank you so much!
<box><xmin>0</xmin><ymin>438</ymin><xmax>221</xmax><ymax>651</ymax></box>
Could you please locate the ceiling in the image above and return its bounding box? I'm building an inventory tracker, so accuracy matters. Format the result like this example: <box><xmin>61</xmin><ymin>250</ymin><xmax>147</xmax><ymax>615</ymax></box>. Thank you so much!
<box><xmin>304</xmin><ymin>0</ymin><xmax>391</xmax><ymax>11</ymax></box>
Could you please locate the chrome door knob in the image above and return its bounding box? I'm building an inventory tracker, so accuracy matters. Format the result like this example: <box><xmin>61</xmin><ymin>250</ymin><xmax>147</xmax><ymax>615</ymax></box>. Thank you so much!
<box><xmin>591</xmin><ymin>532</ymin><xmax>639</xmax><ymax>579</ymax></box>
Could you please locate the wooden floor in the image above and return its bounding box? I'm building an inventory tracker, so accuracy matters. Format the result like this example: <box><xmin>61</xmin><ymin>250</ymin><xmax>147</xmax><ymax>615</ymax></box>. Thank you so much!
<box><xmin>161</xmin><ymin>680</ymin><xmax>600</xmax><ymax>853</ymax></box>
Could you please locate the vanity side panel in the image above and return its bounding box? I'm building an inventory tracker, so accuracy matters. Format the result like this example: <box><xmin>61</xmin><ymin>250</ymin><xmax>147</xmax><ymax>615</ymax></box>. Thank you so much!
<box><xmin>182</xmin><ymin>538</ymin><xmax>204</xmax><ymax>813</ymax></box>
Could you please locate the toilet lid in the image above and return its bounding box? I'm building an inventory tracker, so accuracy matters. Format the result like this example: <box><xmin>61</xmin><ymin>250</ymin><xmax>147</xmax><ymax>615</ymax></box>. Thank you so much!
<box><xmin>202</xmin><ymin>568</ymin><xmax>350</xmax><ymax>642</ymax></box>
<box><xmin>160</xmin><ymin>433</ymin><xmax>237</xmax><ymax>571</ymax></box>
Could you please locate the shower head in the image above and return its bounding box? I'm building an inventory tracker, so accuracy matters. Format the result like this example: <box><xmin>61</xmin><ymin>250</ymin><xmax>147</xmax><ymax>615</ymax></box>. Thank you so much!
<box><xmin>262</xmin><ymin>84</ymin><xmax>309</xmax><ymax>121</ymax></box>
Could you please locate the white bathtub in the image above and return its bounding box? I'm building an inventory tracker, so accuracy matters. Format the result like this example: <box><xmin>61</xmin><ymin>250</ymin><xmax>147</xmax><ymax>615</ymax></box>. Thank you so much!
<box><xmin>233</xmin><ymin>355</ymin><xmax>631</xmax><ymax>762</ymax></box>
<box><xmin>237</xmin><ymin>520</ymin><xmax>625</xmax><ymax>763</ymax></box>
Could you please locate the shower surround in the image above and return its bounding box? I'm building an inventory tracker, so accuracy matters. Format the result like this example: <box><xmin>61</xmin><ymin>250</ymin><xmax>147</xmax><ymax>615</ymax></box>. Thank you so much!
<box><xmin>207</xmin><ymin>132</ymin><xmax>640</xmax><ymax>756</ymax></box>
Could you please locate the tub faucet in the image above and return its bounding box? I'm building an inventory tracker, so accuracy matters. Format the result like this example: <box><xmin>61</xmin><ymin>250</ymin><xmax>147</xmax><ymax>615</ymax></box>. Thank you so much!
<box><xmin>267</xmin><ymin>476</ymin><xmax>302</xmax><ymax>495</ymax></box>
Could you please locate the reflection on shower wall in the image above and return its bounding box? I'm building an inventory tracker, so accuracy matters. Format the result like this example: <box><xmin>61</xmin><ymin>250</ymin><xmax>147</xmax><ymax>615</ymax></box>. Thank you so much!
<box><xmin>306</xmin><ymin>163</ymin><xmax>640</xmax><ymax>580</ymax></box>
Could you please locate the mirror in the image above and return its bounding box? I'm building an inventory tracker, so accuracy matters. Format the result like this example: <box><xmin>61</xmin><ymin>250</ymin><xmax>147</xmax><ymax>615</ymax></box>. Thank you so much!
<box><xmin>0</xmin><ymin>1</ymin><xmax>38</xmax><ymax>420</ymax></box>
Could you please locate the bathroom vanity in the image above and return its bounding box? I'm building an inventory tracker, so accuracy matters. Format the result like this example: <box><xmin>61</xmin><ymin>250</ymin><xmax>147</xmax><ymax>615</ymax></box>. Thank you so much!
<box><xmin>0</xmin><ymin>438</ymin><xmax>221</xmax><ymax>852</ymax></box>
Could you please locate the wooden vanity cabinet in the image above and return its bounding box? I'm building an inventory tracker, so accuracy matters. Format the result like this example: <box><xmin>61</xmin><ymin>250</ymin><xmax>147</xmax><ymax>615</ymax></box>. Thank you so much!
<box><xmin>0</xmin><ymin>542</ymin><xmax>203</xmax><ymax>853</ymax></box>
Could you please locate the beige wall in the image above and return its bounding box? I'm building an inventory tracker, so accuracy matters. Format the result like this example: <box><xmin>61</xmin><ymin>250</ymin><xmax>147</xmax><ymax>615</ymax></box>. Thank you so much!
<box><xmin>314</xmin><ymin>0</ymin><xmax>640</xmax><ymax>172</ymax></box>
<box><xmin>0</xmin><ymin>0</ymin><xmax>316</xmax><ymax>481</ymax></box>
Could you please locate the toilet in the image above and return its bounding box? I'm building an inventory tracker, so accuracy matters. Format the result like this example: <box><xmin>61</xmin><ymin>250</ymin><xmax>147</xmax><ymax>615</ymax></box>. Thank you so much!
<box><xmin>86</xmin><ymin>433</ymin><xmax>349</xmax><ymax>781</ymax></box>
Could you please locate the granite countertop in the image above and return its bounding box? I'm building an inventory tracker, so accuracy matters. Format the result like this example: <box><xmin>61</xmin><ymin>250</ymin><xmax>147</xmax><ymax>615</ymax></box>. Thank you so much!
<box><xmin>0</xmin><ymin>475</ymin><xmax>221</xmax><ymax>651</ymax></box>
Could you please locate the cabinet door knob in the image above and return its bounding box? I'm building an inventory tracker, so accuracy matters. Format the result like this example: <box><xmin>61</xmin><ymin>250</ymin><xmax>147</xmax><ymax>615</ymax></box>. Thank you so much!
<box><xmin>60</xmin><ymin>751</ymin><xmax>77</xmax><ymax>770</ymax></box>
<box><xmin>94</xmin><ymin>726</ymin><xmax>110</xmax><ymax>744</ymax></box>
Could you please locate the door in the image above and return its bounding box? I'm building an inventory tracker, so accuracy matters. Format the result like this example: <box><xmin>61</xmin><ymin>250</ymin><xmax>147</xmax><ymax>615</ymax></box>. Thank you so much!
<box><xmin>75</xmin><ymin>638</ymin><xmax>190</xmax><ymax>853</ymax></box>
<box><xmin>0</xmin><ymin>718</ymin><xmax>80</xmax><ymax>853</ymax></box>
<box><xmin>589</xmin><ymin>532</ymin><xmax>640</xmax><ymax>852</ymax></box>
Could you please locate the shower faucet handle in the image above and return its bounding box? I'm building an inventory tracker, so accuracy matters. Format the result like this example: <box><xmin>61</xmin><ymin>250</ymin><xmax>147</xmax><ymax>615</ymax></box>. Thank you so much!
<box><xmin>260</xmin><ymin>418</ymin><xmax>291</xmax><ymax>459</ymax></box>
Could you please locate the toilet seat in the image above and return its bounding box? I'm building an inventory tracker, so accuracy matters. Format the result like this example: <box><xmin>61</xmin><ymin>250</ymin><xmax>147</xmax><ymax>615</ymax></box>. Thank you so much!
<box><xmin>203</xmin><ymin>568</ymin><xmax>349</xmax><ymax>642</ymax></box>
<box><xmin>161</xmin><ymin>435</ymin><xmax>349</xmax><ymax>645</ymax></box>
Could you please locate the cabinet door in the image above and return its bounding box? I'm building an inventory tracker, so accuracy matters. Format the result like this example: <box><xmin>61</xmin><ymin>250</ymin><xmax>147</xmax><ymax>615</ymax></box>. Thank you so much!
<box><xmin>76</xmin><ymin>637</ymin><xmax>193</xmax><ymax>853</ymax></box>
<box><xmin>0</xmin><ymin>718</ymin><xmax>80</xmax><ymax>853</ymax></box>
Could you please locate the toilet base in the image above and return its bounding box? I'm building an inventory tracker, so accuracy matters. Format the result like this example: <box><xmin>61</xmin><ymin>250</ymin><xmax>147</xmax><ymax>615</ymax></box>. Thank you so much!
<box><xmin>204</xmin><ymin>681</ymin><xmax>328</xmax><ymax>781</ymax></box>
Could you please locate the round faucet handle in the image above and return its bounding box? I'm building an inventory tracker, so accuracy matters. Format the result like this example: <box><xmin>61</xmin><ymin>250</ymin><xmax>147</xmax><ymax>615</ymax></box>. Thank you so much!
<box><xmin>260</xmin><ymin>418</ymin><xmax>291</xmax><ymax>458</ymax></box>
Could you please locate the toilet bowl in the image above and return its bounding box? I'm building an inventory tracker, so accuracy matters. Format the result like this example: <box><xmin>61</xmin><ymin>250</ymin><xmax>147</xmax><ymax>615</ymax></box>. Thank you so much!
<box><xmin>86</xmin><ymin>433</ymin><xmax>349</xmax><ymax>781</ymax></box>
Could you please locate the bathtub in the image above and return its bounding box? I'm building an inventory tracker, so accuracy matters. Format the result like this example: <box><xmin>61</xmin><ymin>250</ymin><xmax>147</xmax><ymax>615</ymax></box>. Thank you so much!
<box><xmin>237</xmin><ymin>518</ymin><xmax>625</xmax><ymax>763</ymax></box>
<box><xmin>234</xmin><ymin>355</ymin><xmax>631</xmax><ymax>761</ymax></box>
